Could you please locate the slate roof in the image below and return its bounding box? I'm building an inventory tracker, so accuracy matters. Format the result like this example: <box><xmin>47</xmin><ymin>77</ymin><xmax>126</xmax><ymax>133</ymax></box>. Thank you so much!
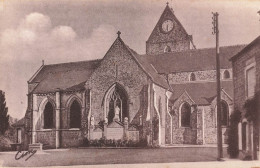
<box><xmin>119</xmin><ymin>38</ymin><xmax>170</xmax><ymax>90</ymax></box>
<box><xmin>29</xmin><ymin>60</ymin><xmax>101</xmax><ymax>93</ymax></box>
<box><xmin>140</xmin><ymin>45</ymin><xmax>245</xmax><ymax>73</ymax></box>
<box><xmin>230</xmin><ymin>36</ymin><xmax>260</xmax><ymax>61</ymax></box>
<box><xmin>170</xmin><ymin>81</ymin><xmax>233</xmax><ymax>105</ymax></box>
<box><xmin>28</xmin><ymin>36</ymin><xmax>244</xmax><ymax>95</ymax></box>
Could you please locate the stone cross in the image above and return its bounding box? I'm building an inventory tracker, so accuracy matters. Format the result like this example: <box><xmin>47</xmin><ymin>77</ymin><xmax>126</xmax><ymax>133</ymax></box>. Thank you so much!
<box><xmin>117</xmin><ymin>31</ymin><xmax>121</xmax><ymax>37</ymax></box>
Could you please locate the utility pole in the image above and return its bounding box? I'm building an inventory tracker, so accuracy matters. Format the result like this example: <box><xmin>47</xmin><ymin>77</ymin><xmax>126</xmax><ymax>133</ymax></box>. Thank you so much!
<box><xmin>256</xmin><ymin>10</ymin><xmax>260</xmax><ymax>160</ymax></box>
<box><xmin>212</xmin><ymin>12</ymin><xmax>223</xmax><ymax>160</ymax></box>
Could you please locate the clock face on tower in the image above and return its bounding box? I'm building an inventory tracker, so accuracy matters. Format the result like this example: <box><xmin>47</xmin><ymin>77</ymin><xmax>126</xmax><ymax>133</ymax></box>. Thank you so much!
<box><xmin>161</xmin><ymin>20</ymin><xmax>174</xmax><ymax>33</ymax></box>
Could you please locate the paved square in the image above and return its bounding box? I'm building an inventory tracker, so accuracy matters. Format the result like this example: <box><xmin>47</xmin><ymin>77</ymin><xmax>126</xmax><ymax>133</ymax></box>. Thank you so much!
<box><xmin>0</xmin><ymin>147</ymin><xmax>228</xmax><ymax>167</ymax></box>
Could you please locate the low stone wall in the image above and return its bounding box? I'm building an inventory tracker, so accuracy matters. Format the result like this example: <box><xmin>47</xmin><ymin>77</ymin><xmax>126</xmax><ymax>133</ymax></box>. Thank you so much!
<box><xmin>204</xmin><ymin>127</ymin><xmax>228</xmax><ymax>144</ymax></box>
<box><xmin>60</xmin><ymin>129</ymin><xmax>82</xmax><ymax>148</ymax></box>
<box><xmin>172</xmin><ymin>128</ymin><xmax>197</xmax><ymax>144</ymax></box>
<box><xmin>36</xmin><ymin>129</ymin><xmax>82</xmax><ymax>148</ymax></box>
<box><xmin>36</xmin><ymin>130</ymin><xmax>56</xmax><ymax>148</ymax></box>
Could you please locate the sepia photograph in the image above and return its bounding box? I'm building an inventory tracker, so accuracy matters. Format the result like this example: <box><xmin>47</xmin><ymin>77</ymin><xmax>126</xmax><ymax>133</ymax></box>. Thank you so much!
<box><xmin>0</xmin><ymin>0</ymin><xmax>259</xmax><ymax>167</ymax></box>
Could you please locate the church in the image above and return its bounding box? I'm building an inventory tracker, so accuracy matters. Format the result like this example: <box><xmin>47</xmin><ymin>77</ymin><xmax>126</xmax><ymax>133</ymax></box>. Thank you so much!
<box><xmin>15</xmin><ymin>4</ymin><xmax>245</xmax><ymax>149</ymax></box>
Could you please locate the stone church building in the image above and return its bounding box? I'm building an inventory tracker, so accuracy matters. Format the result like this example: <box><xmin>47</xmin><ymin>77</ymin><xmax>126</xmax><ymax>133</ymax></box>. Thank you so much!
<box><xmin>16</xmin><ymin>4</ymin><xmax>245</xmax><ymax>149</ymax></box>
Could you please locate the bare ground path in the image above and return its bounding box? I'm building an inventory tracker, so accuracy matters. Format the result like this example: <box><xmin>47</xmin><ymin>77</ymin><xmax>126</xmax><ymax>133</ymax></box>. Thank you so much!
<box><xmin>0</xmin><ymin>147</ymin><xmax>229</xmax><ymax>167</ymax></box>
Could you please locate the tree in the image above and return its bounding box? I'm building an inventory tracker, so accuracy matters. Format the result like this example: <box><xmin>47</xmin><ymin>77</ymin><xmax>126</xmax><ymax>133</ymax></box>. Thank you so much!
<box><xmin>0</xmin><ymin>90</ymin><xmax>9</xmax><ymax>135</ymax></box>
<box><xmin>243</xmin><ymin>91</ymin><xmax>259</xmax><ymax>160</ymax></box>
<box><xmin>227</xmin><ymin>109</ymin><xmax>241</xmax><ymax>158</ymax></box>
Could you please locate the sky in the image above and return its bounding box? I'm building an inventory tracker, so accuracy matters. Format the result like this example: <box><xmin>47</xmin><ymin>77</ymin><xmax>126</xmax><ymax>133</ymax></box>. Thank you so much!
<box><xmin>0</xmin><ymin>0</ymin><xmax>259</xmax><ymax>119</ymax></box>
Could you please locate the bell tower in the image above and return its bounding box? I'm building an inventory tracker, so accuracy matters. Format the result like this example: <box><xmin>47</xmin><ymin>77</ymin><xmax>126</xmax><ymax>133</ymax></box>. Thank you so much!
<box><xmin>146</xmin><ymin>3</ymin><xmax>193</xmax><ymax>55</ymax></box>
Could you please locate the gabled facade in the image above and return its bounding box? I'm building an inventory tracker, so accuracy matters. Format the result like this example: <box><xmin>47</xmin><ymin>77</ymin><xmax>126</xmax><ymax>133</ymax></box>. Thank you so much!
<box><xmin>146</xmin><ymin>4</ymin><xmax>191</xmax><ymax>55</ymax></box>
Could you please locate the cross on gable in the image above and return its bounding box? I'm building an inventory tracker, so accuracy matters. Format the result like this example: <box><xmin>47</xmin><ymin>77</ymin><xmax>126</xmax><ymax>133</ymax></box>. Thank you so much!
<box><xmin>117</xmin><ymin>31</ymin><xmax>121</xmax><ymax>37</ymax></box>
<box><xmin>166</xmin><ymin>2</ymin><xmax>169</xmax><ymax>6</ymax></box>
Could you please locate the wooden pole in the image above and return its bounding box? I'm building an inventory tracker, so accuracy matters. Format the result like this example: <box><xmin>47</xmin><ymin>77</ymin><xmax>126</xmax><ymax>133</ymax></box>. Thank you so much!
<box><xmin>212</xmin><ymin>12</ymin><xmax>223</xmax><ymax>160</ymax></box>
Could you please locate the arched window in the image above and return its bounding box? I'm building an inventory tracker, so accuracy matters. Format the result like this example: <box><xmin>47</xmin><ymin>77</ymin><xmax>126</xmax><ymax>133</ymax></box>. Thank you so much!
<box><xmin>189</xmin><ymin>72</ymin><xmax>196</xmax><ymax>81</ymax></box>
<box><xmin>180</xmin><ymin>102</ymin><xmax>191</xmax><ymax>127</ymax></box>
<box><xmin>220</xmin><ymin>100</ymin><xmax>229</xmax><ymax>126</ymax></box>
<box><xmin>70</xmin><ymin>100</ymin><xmax>81</xmax><ymax>128</ymax></box>
<box><xmin>164</xmin><ymin>46</ymin><xmax>171</xmax><ymax>53</ymax></box>
<box><xmin>223</xmin><ymin>70</ymin><xmax>230</xmax><ymax>79</ymax></box>
<box><xmin>44</xmin><ymin>102</ymin><xmax>54</xmax><ymax>129</ymax></box>
<box><xmin>106</xmin><ymin>84</ymin><xmax>128</xmax><ymax>124</ymax></box>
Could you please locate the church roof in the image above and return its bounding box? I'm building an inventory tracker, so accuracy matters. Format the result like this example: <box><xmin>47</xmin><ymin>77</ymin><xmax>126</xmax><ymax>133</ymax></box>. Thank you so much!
<box><xmin>29</xmin><ymin>36</ymin><xmax>171</xmax><ymax>94</ymax></box>
<box><xmin>117</xmin><ymin>37</ymin><xmax>171</xmax><ymax>90</ymax></box>
<box><xmin>140</xmin><ymin>45</ymin><xmax>245</xmax><ymax>73</ymax></box>
<box><xmin>30</xmin><ymin>60</ymin><xmax>101</xmax><ymax>93</ymax></box>
<box><xmin>170</xmin><ymin>81</ymin><xmax>233</xmax><ymax>105</ymax></box>
<box><xmin>230</xmin><ymin>35</ymin><xmax>260</xmax><ymax>61</ymax></box>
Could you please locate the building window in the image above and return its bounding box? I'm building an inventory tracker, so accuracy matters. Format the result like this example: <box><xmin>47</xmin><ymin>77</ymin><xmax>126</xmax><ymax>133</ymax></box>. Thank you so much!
<box><xmin>189</xmin><ymin>72</ymin><xmax>196</xmax><ymax>81</ymax></box>
<box><xmin>44</xmin><ymin>102</ymin><xmax>54</xmax><ymax>129</ymax></box>
<box><xmin>220</xmin><ymin>100</ymin><xmax>229</xmax><ymax>126</ymax></box>
<box><xmin>70</xmin><ymin>100</ymin><xmax>81</xmax><ymax>128</ymax></box>
<box><xmin>106</xmin><ymin>84</ymin><xmax>128</xmax><ymax>124</ymax></box>
<box><xmin>242</xmin><ymin>122</ymin><xmax>247</xmax><ymax>150</ymax></box>
<box><xmin>246</xmin><ymin>66</ymin><xmax>256</xmax><ymax>98</ymax></box>
<box><xmin>164</xmin><ymin>46</ymin><xmax>171</xmax><ymax>53</ymax></box>
<box><xmin>223</xmin><ymin>70</ymin><xmax>230</xmax><ymax>79</ymax></box>
<box><xmin>180</xmin><ymin>102</ymin><xmax>191</xmax><ymax>127</ymax></box>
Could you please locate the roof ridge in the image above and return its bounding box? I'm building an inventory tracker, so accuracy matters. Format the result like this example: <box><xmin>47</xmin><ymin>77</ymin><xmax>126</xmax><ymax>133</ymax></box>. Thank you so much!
<box><xmin>45</xmin><ymin>59</ymin><xmax>101</xmax><ymax>67</ymax></box>
<box><xmin>171</xmin><ymin>80</ymin><xmax>232</xmax><ymax>85</ymax></box>
<box><xmin>142</xmin><ymin>44</ymin><xmax>247</xmax><ymax>57</ymax></box>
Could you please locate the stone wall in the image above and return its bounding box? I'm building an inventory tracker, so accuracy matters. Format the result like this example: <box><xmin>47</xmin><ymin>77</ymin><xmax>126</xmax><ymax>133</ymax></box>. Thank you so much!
<box><xmin>129</xmin><ymin>131</ymin><xmax>139</xmax><ymax>141</ymax></box>
<box><xmin>232</xmin><ymin>45</ymin><xmax>260</xmax><ymax>116</ymax></box>
<box><xmin>152</xmin><ymin>84</ymin><xmax>167</xmax><ymax>145</ymax></box>
<box><xmin>168</xmin><ymin>69</ymin><xmax>232</xmax><ymax>84</ymax></box>
<box><xmin>165</xmin><ymin>108</ymin><xmax>172</xmax><ymax>144</ymax></box>
<box><xmin>171</xmin><ymin>92</ymin><xmax>197</xmax><ymax>144</ymax></box>
<box><xmin>60</xmin><ymin>130</ymin><xmax>82</xmax><ymax>147</ymax></box>
<box><xmin>36</xmin><ymin>130</ymin><xmax>56</xmax><ymax>148</ymax></box>
<box><xmin>146</xmin><ymin>6</ymin><xmax>190</xmax><ymax>55</ymax></box>
<box><xmin>32</xmin><ymin>91</ymin><xmax>86</xmax><ymax>148</ymax></box>
<box><xmin>85</xmin><ymin>38</ymin><xmax>149</xmax><ymax>126</ymax></box>
<box><xmin>146</xmin><ymin>40</ymin><xmax>190</xmax><ymax>55</ymax></box>
<box><xmin>35</xmin><ymin>129</ymin><xmax>82</xmax><ymax>148</ymax></box>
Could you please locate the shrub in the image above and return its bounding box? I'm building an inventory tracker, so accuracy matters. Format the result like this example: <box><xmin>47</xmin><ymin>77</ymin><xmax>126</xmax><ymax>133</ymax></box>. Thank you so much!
<box><xmin>227</xmin><ymin>110</ymin><xmax>241</xmax><ymax>158</ymax></box>
<box><xmin>81</xmin><ymin>137</ymin><xmax>148</xmax><ymax>148</ymax></box>
<box><xmin>82</xmin><ymin>138</ymin><xmax>89</xmax><ymax>147</ymax></box>
<box><xmin>243</xmin><ymin>92</ymin><xmax>259</xmax><ymax>123</ymax></box>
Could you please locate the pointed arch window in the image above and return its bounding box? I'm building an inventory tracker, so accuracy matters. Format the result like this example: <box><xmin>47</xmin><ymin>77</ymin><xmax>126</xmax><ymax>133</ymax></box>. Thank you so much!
<box><xmin>44</xmin><ymin>102</ymin><xmax>54</xmax><ymax>129</ymax></box>
<box><xmin>189</xmin><ymin>72</ymin><xmax>196</xmax><ymax>81</ymax></box>
<box><xmin>164</xmin><ymin>46</ymin><xmax>171</xmax><ymax>53</ymax></box>
<box><xmin>180</xmin><ymin>102</ymin><xmax>191</xmax><ymax>127</ymax></box>
<box><xmin>220</xmin><ymin>100</ymin><xmax>229</xmax><ymax>126</ymax></box>
<box><xmin>70</xmin><ymin>100</ymin><xmax>81</xmax><ymax>128</ymax></box>
<box><xmin>223</xmin><ymin>70</ymin><xmax>230</xmax><ymax>79</ymax></box>
<box><xmin>105</xmin><ymin>84</ymin><xmax>128</xmax><ymax>124</ymax></box>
